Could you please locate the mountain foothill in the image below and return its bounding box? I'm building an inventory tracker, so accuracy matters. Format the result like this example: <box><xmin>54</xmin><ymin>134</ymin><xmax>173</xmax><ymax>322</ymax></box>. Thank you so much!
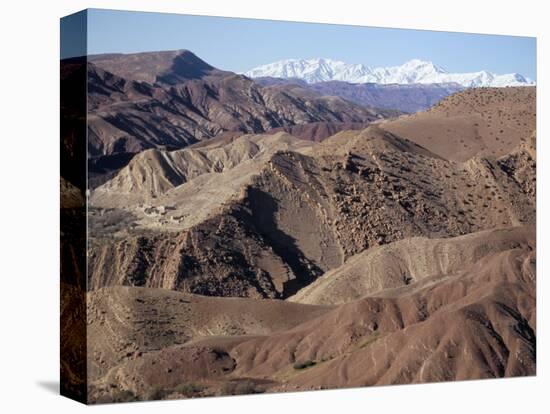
<box><xmin>60</xmin><ymin>49</ymin><xmax>536</xmax><ymax>403</ymax></box>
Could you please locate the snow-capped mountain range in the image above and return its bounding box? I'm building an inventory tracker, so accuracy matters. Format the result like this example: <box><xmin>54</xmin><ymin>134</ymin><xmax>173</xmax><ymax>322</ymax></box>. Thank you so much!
<box><xmin>244</xmin><ymin>58</ymin><xmax>534</xmax><ymax>88</ymax></box>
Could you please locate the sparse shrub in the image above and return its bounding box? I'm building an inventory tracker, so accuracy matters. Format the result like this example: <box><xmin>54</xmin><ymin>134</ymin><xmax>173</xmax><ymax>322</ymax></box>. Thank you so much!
<box><xmin>174</xmin><ymin>382</ymin><xmax>204</xmax><ymax>397</ymax></box>
<box><xmin>143</xmin><ymin>385</ymin><xmax>169</xmax><ymax>401</ymax></box>
<box><xmin>293</xmin><ymin>360</ymin><xmax>316</xmax><ymax>370</ymax></box>
<box><xmin>111</xmin><ymin>389</ymin><xmax>136</xmax><ymax>403</ymax></box>
<box><xmin>222</xmin><ymin>380</ymin><xmax>264</xmax><ymax>396</ymax></box>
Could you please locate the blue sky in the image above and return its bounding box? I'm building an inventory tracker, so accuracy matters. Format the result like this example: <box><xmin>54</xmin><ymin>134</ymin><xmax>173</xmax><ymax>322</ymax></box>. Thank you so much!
<box><xmin>65</xmin><ymin>8</ymin><xmax>536</xmax><ymax>79</ymax></box>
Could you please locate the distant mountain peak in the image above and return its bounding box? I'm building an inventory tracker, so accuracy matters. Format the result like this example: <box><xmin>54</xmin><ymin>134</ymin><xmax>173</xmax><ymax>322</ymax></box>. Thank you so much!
<box><xmin>244</xmin><ymin>58</ymin><xmax>533</xmax><ymax>88</ymax></box>
<box><xmin>400</xmin><ymin>59</ymin><xmax>446</xmax><ymax>73</ymax></box>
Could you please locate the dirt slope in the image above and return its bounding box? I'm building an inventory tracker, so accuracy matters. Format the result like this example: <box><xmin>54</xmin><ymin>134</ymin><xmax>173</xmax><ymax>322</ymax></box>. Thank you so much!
<box><xmin>87</xmin><ymin>286</ymin><xmax>330</xmax><ymax>402</ymax></box>
<box><xmin>82</xmin><ymin>86</ymin><xmax>536</xmax><ymax>403</ymax></box>
<box><xmin>381</xmin><ymin>87</ymin><xmax>535</xmax><ymax>161</ymax></box>
<box><xmin>290</xmin><ymin>226</ymin><xmax>534</xmax><ymax>305</ymax></box>
<box><xmin>86</xmin><ymin>227</ymin><xmax>535</xmax><ymax>402</ymax></box>
<box><xmin>228</xmin><ymin>232</ymin><xmax>535</xmax><ymax>390</ymax></box>
<box><xmin>88</xmin><ymin>117</ymin><xmax>535</xmax><ymax>298</ymax></box>
<box><xmin>91</xmin><ymin>132</ymin><xmax>314</xmax><ymax>203</ymax></box>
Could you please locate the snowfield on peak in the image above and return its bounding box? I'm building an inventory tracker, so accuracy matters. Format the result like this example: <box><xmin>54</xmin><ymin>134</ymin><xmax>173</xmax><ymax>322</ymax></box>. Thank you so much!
<box><xmin>244</xmin><ymin>58</ymin><xmax>534</xmax><ymax>88</ymax></box>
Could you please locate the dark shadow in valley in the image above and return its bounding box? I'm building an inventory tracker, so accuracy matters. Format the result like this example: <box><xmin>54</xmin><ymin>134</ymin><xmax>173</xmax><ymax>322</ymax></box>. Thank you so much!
<box><xmin>88</xmin><ymin>152</ymin><xmax>137</xmax><ymax>188</ymax></box>
<box><xmin>236</xmin><ymin>188</ymin><xmax>323</xmax><ymax>298</ymax></box>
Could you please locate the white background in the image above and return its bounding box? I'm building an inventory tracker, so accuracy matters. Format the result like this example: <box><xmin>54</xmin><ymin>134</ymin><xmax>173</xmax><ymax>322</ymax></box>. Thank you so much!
<box><xmin>0</xmin><ymin>0</ymin><xmax>548</xmax><ymax>412</ymax></box>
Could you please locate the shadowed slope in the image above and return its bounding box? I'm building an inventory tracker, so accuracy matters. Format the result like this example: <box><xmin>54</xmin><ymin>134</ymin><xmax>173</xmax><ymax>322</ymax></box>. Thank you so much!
<box><xmin>88</xmin><ymin>121</ymin><xmax>535</xmax><ymax>299</ymax></box>
<box><xmin>89</xmin><ymin>50</ymin><xmax>227</xmax><ymax>84</ymax></box>
<box><xmin>87</xmin><ymin>51</ymin><xmax>394</xmax><ymax>157</ymax></box>
<box><xmin>86</xmin><ymin>227</ymin><xmax>535</xmax><ymax>402</ymax></box>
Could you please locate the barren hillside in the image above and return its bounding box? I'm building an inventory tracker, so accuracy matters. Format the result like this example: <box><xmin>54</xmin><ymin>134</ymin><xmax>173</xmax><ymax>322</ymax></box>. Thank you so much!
<box><xmin>81</xmin><ymin>83</ymin><xmax>536</xmax><ymax>403</ymax></box>
<box><xmin>86</xmin><ymin>226</ymin><xmax>535</xmax><ymax>402</ymax></box>
<box><xmin>89</xmin><ymin>120</ymin><xmax>535</xmax><ymax>299</ymax></box>
<box><xmin>381</xmin><ymin>87</ymin><xmax>535</xmax><ymax>161</ymax></box>
<box><xmin>290</xmin><ymin>226</ymin><xmax>534</xmax><ymax>305</ymax></box>
<box><xmin>82</xmin><ymin>51</ymin><xmax>397</xmax><ymax>186</ymax></box>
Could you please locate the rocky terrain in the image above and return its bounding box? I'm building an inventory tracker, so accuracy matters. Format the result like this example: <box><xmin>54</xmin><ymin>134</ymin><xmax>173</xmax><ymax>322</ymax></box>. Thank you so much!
<box><xmin>85</xmin><ymin>50</ymin><xmax>397</xmax><ymax>186</ymax></box>
<box><xmin>88</xmin><ymin>87</ymin><xmax>535</xmax><ymax>301</ymax></box>
<box><xmin>62</xmin><ymin>49</ymin><xmax>537</xmax><ymax>403</ymax></box>
<box><xmin>86</xmin><ymin>223</ymin><xmax>535</xmax><ymax>402</ymax></box>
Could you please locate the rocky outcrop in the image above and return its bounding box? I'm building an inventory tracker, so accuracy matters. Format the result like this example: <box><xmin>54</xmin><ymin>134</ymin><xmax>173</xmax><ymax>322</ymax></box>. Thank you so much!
<box><xmin>83</xmin><ymin>51</ymin><xmax>397</xmax><ymax>185</ymax></box>
<box><xmin>88</xmin><ymin>121</ymin><xmax>536</xmax><ymax>299</ymax></box>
